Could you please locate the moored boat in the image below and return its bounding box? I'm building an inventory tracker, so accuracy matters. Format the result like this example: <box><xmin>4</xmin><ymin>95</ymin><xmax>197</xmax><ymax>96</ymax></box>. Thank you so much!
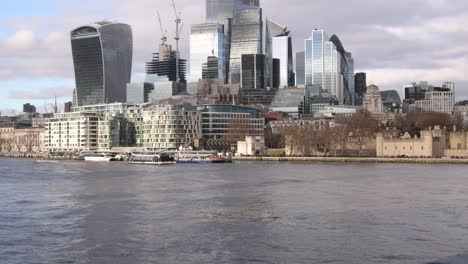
<box><xmin>83</xmin><ymin>153</ymin><xmax>120</xmax><ymax>162</ymax></box>
<box><xmin>176</xmin><ymin>151</ymin><xmax>232</xmax><ymax>164</ymax></box>
<box><xmin>128</xmin><ymin>153</ymin><xmax>176</xmax><ymax>165</ymax></box>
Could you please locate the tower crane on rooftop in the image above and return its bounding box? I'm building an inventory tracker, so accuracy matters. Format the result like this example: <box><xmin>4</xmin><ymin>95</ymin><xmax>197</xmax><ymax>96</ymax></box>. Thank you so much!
<box><xmin>157</xmin><ymin>11</ymin><xmax>168</xmax><ymax>45</ymax></box>
<box><xmin>171</xmin><ymin>0</ymin><xmax>182</xmax><ymax>82</ymax></box>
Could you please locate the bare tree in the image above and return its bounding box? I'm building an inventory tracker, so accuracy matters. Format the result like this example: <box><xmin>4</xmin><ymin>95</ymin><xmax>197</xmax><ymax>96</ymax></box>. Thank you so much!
<box><xmin>14</xmin><ymin>135</ymin><xmax>23</xmax><ymax>153</ymax></box>
<box><xmin>328</xmin><ymin>126</ymin><xmax>349</xmax><ymax>156</ymax></box>
<box><xmin>24</xmin><ymin>132</ymin><xmax>39</xmax><ymax>153</ymax></box>
<box><xmin>226</xmin><ymin>118</ymin><xmax>253</xmax><ymax>143</ymax></box>
<box><xmin>5</xmin><ymin>136</ymin><xmax>14</xmax><ymax>153</ymax></box>
<box><xmin>346</xmin><ymin>112</ymin><xmax>380</xmax><ymax>156</ymax></box>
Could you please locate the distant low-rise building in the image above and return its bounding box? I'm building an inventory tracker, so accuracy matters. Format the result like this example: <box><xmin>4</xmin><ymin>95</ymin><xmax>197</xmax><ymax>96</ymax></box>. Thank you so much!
<box><xmin>363</xmin><ymin>84</ymin><xmax>383</xmax><ymax>114</ymax></box>
<box><xmin>376</xmin><ymin>126</ymin><xmax>447</xmax><ymax>158</ymax></box>
<box><xmin>237</xmin><ymin>136</ymin><xmax>265</xmax><ymax>156</ymax></box>
<box><xmin>445</xmin><ymin>130</ymin><xmax>468</xmax><ymax>158</ymax></box>
<box><xmin>23</xmin><ymin>103</ymin><xmax>37</xmax><ymax>113</ymax></box>
<box><xmin>0</xmin><ymin>127</ymin><xmax>45</xmax><ymax>153</ymax></box>
<box><xmin>314</xmin><ymin>105</ymin><xmax>359</xmax><ymax>118</ymax></box>
<box><xmin>455</xmin><ymin>103</ymin><xmax>468</xmax><ymax>126</ymax></box>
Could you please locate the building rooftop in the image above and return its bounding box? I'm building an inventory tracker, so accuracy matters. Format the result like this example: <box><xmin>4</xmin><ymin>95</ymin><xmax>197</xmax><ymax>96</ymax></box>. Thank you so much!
<box><xmin>380</xmin><ymin>90</ymin><xmax>402</xmax><ymax>105</ymax></box>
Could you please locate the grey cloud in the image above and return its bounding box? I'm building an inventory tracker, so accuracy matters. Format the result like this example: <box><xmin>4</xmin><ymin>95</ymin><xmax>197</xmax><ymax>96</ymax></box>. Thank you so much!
<box><xmin>8</xmin><ymin>87</ymin><xmax>74</xmax><ymax>100</ymax></box>
<box><xmin>0</xmin><ymin>0</ymin><xmax>468</xmax><ymax>100</ymax></box>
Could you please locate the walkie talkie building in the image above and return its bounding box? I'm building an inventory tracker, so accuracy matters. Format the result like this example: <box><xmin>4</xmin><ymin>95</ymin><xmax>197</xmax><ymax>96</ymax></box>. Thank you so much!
<box><xmin>71</xmin><ymin>21</ymin><xmax>133</xmax><ymax>106</ymax></box>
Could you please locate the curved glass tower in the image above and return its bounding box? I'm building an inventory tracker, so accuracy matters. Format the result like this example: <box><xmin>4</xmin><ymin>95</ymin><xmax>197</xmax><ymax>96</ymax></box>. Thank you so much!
<box><xmin>329</xmin><ymin>34</ymin><xmax>354</xmax><ymax>105</ymax></box>
<box><xmin>71</xmin><ymin>21</ymin><xmax>133</xmax><ymax>106</ymax></box>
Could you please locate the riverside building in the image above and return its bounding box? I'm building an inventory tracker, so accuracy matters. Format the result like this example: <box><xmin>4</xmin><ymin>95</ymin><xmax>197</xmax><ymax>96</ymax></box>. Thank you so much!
<box><xmin>139</xmin><ymin>104</ymin><xmax>201</xmax><ymax>150</ymax></box>
<box><xmin>197</xmin><ymin>104</ymin><xmax>264</xmax><ymax>140</ymax></box>
<box><xmin>45</xmin><ymin>102</ymin><xmax>202</xmax><ymax>153</ymax></box>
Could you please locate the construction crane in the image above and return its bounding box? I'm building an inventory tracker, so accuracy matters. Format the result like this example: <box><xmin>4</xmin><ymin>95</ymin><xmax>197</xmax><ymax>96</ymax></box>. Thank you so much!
<box><xmin>157</xmin><ymin>11</ymin><xmax>168</xmax><ymax>45</ymax></box>
<box><xmin>171</xmin><ymin>0</ymin><xmax>182</xmax><ymax>82</ymax></box>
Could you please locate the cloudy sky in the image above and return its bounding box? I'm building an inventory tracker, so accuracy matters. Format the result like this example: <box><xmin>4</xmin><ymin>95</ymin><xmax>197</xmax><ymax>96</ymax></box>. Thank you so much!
<box><xmin>1</xmin><ymin>0</ymin><xmax>468</xmax><ymax>114</ymax></box>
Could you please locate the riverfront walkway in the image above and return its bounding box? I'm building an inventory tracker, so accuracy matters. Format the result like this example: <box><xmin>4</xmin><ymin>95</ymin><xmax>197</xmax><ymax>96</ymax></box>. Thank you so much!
<box><xmin>233</xmin><ymin>156</ymin><xmax>468</xmax><ymax>164</ymax></box>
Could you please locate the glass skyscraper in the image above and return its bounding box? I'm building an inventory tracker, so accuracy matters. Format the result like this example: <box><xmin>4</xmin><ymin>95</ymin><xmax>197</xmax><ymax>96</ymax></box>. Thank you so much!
<box><xmin>295</xmin><ymin>51</ymin><xmax>305</xmax><ymax>86</ymax></box>
<box><xmin>241</xmin><ymin>54</ymin><xmax>265</xmax><ymax>89</ymax></box>
<box><xmin>229</xmin><ymin>8</ymin><xmax>263</xmax><ymax>84</ymax></box>
<box><xmin>265</xmin><ymin>18</ymin><xmax>293</xmax><ymax>89</ymax></box>
<box><xmin>272</xmin><ymin>36</ymin><xmax>294</xmax><ymax>88</ymax></box>
<box><xmin>330</xmin><ymin>35</ymin><xmax>354</xmax><ymax>105</ymax></box>
<box><xmin>190</xmin><ymin>23</ymin><xmax>225</xmax><ymax>82</ymax></box>
<box><xmin>206</xmin><ymin>0</ymin><xmax>260</xmax><ymax>29</ymax></box>
<box><xmin>71</xmin><ymin>21</ymin><xmax>133</xmax><ymax>106</ymax></box>
<box><xmin>354</xmin><ymin>72</ymin><xmax>367</xmax><ymax>105</ymax></box>
<box><xmin>305</xmin><ymin>30</ymin><xmax>345</xmax><ymax>103</ymax></box>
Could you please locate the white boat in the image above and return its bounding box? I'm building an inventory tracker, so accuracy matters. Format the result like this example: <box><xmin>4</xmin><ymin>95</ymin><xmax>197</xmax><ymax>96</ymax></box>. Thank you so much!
<box><xmin>128</xmin><ymin>154</ymin><xmax>176</xmax><ymax>165</ymax></box>
<box><xmin>83</xmin><ymin>153</ymin><xmax>119</xmax><ymax>162</ymax></box>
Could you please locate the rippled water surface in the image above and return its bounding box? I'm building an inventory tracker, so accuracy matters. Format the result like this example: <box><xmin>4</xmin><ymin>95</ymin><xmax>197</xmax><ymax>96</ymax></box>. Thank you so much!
<box><xmin>1</xmin><ymin>159</ymin><xmax>468</xmax><ymax>263</ymax></box>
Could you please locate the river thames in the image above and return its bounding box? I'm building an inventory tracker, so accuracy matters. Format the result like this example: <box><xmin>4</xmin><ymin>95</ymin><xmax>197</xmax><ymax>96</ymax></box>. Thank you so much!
<box><xmin>1</xmin><ymin>159</ymin><xmax>468</xmax><ymax>264</ymax></box>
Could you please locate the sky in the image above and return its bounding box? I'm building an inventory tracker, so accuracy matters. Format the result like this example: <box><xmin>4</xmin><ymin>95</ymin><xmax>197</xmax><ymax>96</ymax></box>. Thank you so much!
<box><xmin>1</xmin><ymin>0</ymin><xmax>468</xmax><ymax>115</ymax></box>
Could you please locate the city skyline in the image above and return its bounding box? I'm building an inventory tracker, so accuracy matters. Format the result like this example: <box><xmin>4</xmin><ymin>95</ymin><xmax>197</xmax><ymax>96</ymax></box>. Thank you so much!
<box><xmin>1</xmin><ymin>0</ymin><xmax>468</xmax><ymax>113</ymax></box>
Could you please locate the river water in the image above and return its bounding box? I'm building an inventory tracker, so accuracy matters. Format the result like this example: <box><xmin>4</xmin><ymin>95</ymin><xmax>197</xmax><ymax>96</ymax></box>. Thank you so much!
<box><xmin>1</xmin><ymin>159</ymin><xmax>468</xmax><ymax>264</ymax></box>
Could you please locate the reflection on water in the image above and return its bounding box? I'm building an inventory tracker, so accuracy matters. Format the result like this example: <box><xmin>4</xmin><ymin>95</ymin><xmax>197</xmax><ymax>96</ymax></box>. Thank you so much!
<box><xmin>1</xmin><ymin>159</ymin><xmax>468</xmax><ymax>263</ymax></box>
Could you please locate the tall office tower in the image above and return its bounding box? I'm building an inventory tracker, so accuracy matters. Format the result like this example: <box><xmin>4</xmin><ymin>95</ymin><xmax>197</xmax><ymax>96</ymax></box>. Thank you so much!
<box><xmin>329</xmin><ymin>35</ymin><xmax>353</xmax><ymax>105</ymax></box>
<box><xmin>229</xmin><ymin>8</ymin><xmax>263</xmax><ymax>84</ymax></box>
<box><xmin>295</xmin><ymin>51</ymin><xmax>305</xmax><ymax>86</ymax></box>
<box><xmin>190</xmin><ymin>23</ymin><xmax>225</xmax><ymax>82</ymax></box>
<box><xmin>202</xmin><ymin>56</ymin><xmax>220</xmax><ymax>79</ymax></box>
<box><xmin>206</xmin><ymin>0</ymin><xmax>260</xmax><ymax>84</ymax></box>
<box><xmin>354</xmin><ymin>72</ymin><xmax>367</xmax><ymax>105</ymax></box>
<box><xmin>146</xmin><ymin>43</ymin><xmax>187</xmax><ymax>82</ymax></box>
<box><xmin>265</xmin><ymin>18</ymin><xmax>293</xmax><ymax>89</ymax></box>
<box><xmin>71</xmin><ymin>21</ymin><xmax>133</xmax><ymax>106</ymax></box>
<box><xmin>272</xmin><ymin>58</ymin><xmax>280</xmax><ymax>89</ymax></box>
<box><xmin>206</xmin><ymin>0</ymin><xmax>260</xmax><ymax>29</ymax></box>
<box><xmin>272</xmin><ymin>36</ymin><xmax>294</xmax><ymax>88</ymax></box>
<box><xmin>305</xmin><ymin>30</ymin><xmax>342</xmax><ymax>101</ymax></box>
<box><xmin>241</xmin><ymin>54</ymin><xmax>265</xmax><ymax>89</ymax></box>
<box><xmin>345</xmin><ymin>52</ymin><xmax>355</xmax><ymax>104</ymax></box>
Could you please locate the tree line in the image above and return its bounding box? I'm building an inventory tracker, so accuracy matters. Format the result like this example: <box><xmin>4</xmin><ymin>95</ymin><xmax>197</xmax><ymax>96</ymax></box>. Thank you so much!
<box><xmin>266</xmin><ymin>111</ymin><xmax>466</xmax><ymax>157</ymax></box>
<box><xmin>0</xmin><ymin>131</ymin><xmax>42</xmax><ymax>153</ymax></box>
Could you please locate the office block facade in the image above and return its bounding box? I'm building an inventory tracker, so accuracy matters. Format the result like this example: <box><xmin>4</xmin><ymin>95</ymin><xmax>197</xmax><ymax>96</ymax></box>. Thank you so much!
<box><xmin>265</xmin><ymin>18</ymin><xmax>293</xmax><ymax>89</ymax></box>
<box><xmin>241</xmin><ymin>54</ymin><xmax>265</xmax><ymax>89</ymax></box>
<box><xmin>295</xmin><ymin>51</ymin><xmax>305</xmax><ymax>86</ymax></box>
<box><xmin>305</xmin><ymin>30</ymin><xmax>342</xmax><ymax>102</ymax></box>
<box><xmin>229</xmin><ymin>8</ymin><xmax>262</xmax><ymax>84</ymax></box>
<box><xmin>190</xmin><ymin>23</ymin><xmax>225</xmax><ymax>82</ymax></box>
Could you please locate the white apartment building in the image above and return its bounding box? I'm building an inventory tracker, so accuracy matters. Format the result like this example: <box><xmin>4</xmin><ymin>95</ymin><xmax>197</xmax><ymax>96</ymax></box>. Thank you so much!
<box><xmin>139</xmin><ymin>104</ymin><xmax>201</xmax><ymax>150</ymax></box>
<box><xmin>45</xmin><ymin>112</ymin><xmax>102</xmax><ymax>153</ymax></box>
<box><xmin>46</xmin><ymin>103</ymin><xmax>202</xmax><ymax>153</ymax></box>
